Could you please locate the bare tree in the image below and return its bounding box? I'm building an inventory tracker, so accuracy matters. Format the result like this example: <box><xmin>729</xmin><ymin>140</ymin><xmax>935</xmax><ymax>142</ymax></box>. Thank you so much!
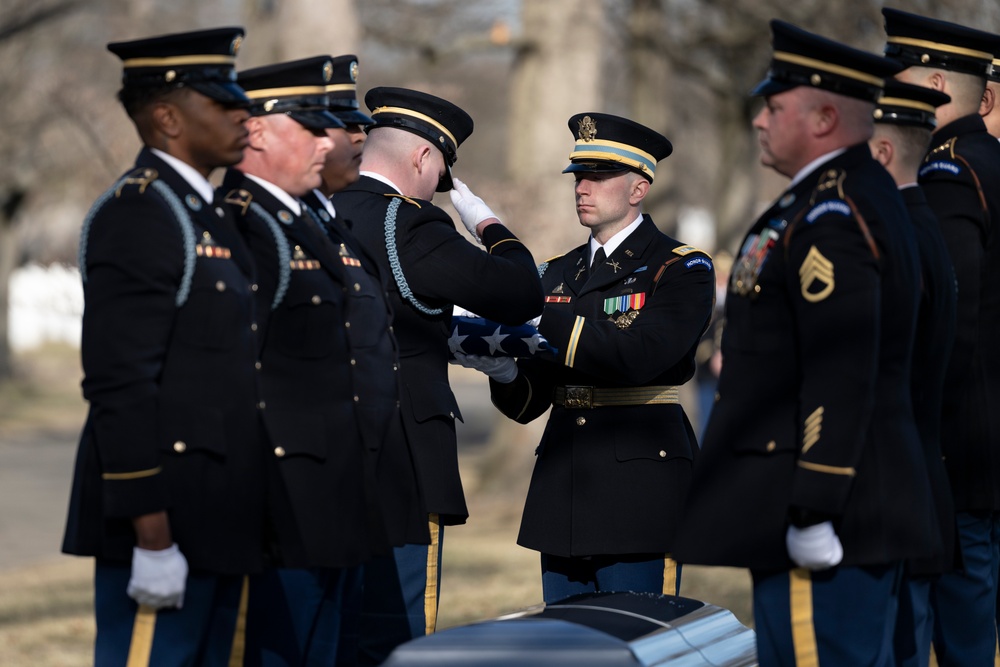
<box><xmin>243</xmin><ymin>0</ymin><xmax>360</xmax><ymax>66</ymax></box>
<box><xmin>0</xmin><ymin>0</ymin><xmax>87</xmax><ymax>380</ymax></box>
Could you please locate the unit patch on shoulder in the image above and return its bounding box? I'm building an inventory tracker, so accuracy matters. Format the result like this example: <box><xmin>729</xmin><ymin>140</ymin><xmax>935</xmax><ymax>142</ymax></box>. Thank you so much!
<box><xmin>919</xmin><ymin>161</ymin><xmax>962</xmax><ymax>178</ymax></box>
<box><xmin>799</xmin><ymin>245</ymin><xmax>834</xmax><ymax>302</ymax></box>
<box><xmin>685</xmin><ymin>257</ymin><xmax>713</xmax><ymax>271</ymax></box>
<box><xmin>805</xmin><ymin>199</ymin><xmax>852</xmax><ymax>224</ymax></box>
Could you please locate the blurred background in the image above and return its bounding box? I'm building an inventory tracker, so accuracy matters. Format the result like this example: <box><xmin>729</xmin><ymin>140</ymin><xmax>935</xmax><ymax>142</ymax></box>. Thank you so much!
<box><xmin>1</xmin><ymin>0</ymin><xmax>999</xmax><ymax>663</ymax></box>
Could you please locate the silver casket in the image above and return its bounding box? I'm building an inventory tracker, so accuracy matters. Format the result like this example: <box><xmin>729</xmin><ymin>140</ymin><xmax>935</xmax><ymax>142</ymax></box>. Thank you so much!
<box><xmin>382</xmin><ymin>591</ymin><xmax>757</xmax><ymax>666</ymax></box>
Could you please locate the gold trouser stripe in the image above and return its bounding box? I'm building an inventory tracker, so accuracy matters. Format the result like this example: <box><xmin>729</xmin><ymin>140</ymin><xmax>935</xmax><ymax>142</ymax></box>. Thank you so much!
<box><xmin>228</xmin><ymin>576</ymin><xmax>250</xmax><ymax>667</ymax></box>
<box><xmin>424</xmin><ymin>514</ymin><xmax>441</xmax><ymax>635</ymax></box>
<box><xmin>125</xmin><ymin>604</ymin><xmax>157</xmax><ymax>667</ymax></box>
<box><xmin>662</xmin><ymin>557</ymin><xmax>678</xmax><ymax>596</ymax></box>
<box><xmin>790</xmin><ymin>568</ymin><xmax>819</xmax><ymax>667</ymax></box>
<box><xmin>553</xmin><ymin>385</ymin><xmax>680</xmax><ymax>407</ymax></box>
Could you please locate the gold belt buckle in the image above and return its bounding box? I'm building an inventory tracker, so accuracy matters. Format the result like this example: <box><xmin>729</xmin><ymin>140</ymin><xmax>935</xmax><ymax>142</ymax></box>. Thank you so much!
<box><xmin>564</xmin><ymin>386</ymin><xmax>593</xmax><ymax>409</ymax></box>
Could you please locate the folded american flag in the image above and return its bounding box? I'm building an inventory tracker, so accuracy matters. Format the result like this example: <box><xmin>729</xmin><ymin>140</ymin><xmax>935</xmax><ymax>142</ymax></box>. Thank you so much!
<box><xmin>448</xmin><ymin>316</ymin><xmax>557</xmax><ymax>359</ymax></box>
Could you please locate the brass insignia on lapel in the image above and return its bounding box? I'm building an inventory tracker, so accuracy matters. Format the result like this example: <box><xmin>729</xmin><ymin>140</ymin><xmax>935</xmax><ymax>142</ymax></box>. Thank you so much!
<box><xmin>607</xmin><ymin>259</ymin><xmax>621</xmax><ymax>273</ymax></box>
<box><xmin>624</xmin><ymin>249</ymin><xmax>634</xmax><ymax>257</ymax></box>
<box><xmin>185</xmin><ymin>194</ymin><xmax>203</xmax><ymax>211</ymax></box>
<box><xmin>575</xmin><ymin>267</ymin><xmax>586</xmax><ymax>281</ymax></box>
<box><xmin>293</xmin><ymin>245</ymin><xmax>306</xmax><ymax>260</ymax></box>
<box><xmin>338</xmin><ymin>243</ymin><xmax>349</xmax><ymax>256</ymax></box>
<box><xmin>115</xmin><ymin>168</ymin><xmax>158</xmax><ymax>197</ymax></box>
<box><xmin>553</xmin><ymin>282</ymin><xmax>565</xmax><ymax>294</ymax></box>
<box><xmin>224</xmin><ymin>189</ymin><xmax>253</xmax><ymax>216</ymax></box>
<box><xmin>810</xmin><ymin>169</ymin><xmax>846</xmax><ymax>204</ymax></box>
<box><xmin>799</xmin><ymin>245</ymin><xmax>834</xmax><ymax>302</ymax></box>
<box><xmin>578</xmin><ymin>115</ymin><xmax>597</xmax><ymax>142</ymax></box>
<box><xmin>278</xmin><ymin>210</ymin><xmax>294</xmax><ymax>224</ymax></box>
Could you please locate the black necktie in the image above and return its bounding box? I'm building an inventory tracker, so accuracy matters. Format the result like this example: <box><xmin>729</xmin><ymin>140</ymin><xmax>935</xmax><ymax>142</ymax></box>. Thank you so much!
<box><xmin>591</xmin><ymin>247</ymin><xmax>606</xmax><ymax>271</ymax></box>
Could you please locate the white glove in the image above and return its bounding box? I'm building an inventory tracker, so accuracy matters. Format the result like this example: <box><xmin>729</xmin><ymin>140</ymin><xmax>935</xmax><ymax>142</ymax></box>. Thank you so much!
<box><xmin>785</xmin><ymin>521</ymin><xmax>844</xmax><ymax>570</ymax></box>
<box><xmin>450</xmin><ymin>178</ymin><xmax>498</xmax><ymax>242</ymax></box>
<box><xmin>127</xmin><ymin>543</ymin><xmax>189</xmax><ymax>609</ymax></box>
<box><xmin>451</xmin><ymin>352</ymin><xmax>518</xmax><ymax>383</ymax></box>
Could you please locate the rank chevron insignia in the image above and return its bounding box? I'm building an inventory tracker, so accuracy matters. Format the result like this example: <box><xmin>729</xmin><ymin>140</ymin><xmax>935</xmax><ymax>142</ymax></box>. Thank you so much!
<box><xmin>799</xmin><ymin>245</ymin><xmax>834</xmax><ymax>303</ymax></box>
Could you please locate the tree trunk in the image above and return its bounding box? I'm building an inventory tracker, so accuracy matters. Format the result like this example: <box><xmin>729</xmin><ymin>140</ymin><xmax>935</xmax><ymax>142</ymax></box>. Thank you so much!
<box><xmin>506</xmin><ymin>0</ymin><xmax>605</xmax><ymax>261</ymax></box>
<box><xmin>0</xmin><ymin>197</ymin><xmax>24</xmax><ymax>382</ymax></box>
<box><xmin>243</xmin><ymin>0</ymin><xmax>360</xmax><ymax>66</ymax></box>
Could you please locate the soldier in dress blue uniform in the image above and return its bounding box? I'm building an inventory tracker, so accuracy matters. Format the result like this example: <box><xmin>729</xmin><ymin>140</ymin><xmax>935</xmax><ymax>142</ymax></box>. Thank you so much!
<box><xmin>671</xmin><ymin>21</ymin><xmax>938</xmax><ymax>665</ymax></box>
<box><xmin>332</xmin><ymin>87</ymin><xmax>544</xmax><ymax>665</ymax></box>
<box><xmin>61</xmin><ymin>27</ymin><xmax>266</xmax><ymax>665</ymax></box>
<box><xmin>869</xmin><ymin>79</ymin><xmax>959</xmax><ymax>667</ymax></box>
<box><xmin>882</xmin><ymin>10</ymin><xmax>1000</xmax><ymax>665</ymax></box>
<box><xmin>220</xmin><ymin>57</ymin><xmax>427</xmax><ymax>666</ymax></box>
<box><xmin>983</xmin><ymin>34</ymin><xmax>1000</xmax><ymax>139</ymax></box>
<box><xmin>458</xmin><ymin>112</ymin><xmax>714</xmax><ymax>603</ymax></box>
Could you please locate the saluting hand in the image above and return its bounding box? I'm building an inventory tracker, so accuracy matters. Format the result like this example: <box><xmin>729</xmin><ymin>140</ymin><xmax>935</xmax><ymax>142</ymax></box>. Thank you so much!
<box><xmin>450</xmin><ymin>178</ymin><xmax>499</xmax><ymax>243</ymax></box>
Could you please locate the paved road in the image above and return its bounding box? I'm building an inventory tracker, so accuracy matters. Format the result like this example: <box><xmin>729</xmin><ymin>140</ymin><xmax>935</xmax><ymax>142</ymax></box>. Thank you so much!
<box><xmin>0</xmin><ymin>373</ymin><xmax>497</xmax><ymax>573</ymax></box>
<box><xmin>0</xmin><ymin>430</ymin><xmax>79</xmax><ymax>571</ymax></box>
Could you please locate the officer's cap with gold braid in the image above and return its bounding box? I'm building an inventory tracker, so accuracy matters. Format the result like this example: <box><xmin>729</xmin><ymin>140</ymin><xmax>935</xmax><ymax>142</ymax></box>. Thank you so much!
<box><xmin>365</xmin><ymin>87</ymin><xmax>474</xmax><ymax>192</ymax></box>
<box><xmin>986</xmin><ymin>32</ymin><xmax>1000</xmax><ymax>83</ymax></box>
<box><xmin>563</xmin><ymin>113</ymin><xmax>672</xmax><ymax>184</ymax></box>
<box><xmin>874</xmin><ymin>79</ymin><xmax>950</xmax><ymax>130</ymax></box>
<box><xmin>238</xmin><ymin>56</ymin><xmax>344</xmax><ymax>130</ymax></box>
<box><xmin>326</xmin><ymin>55</ymin><xmax>373</xmax><ymax>126</ymax></box>
<box><xmin>883</xmin><ymin>8</ymin><xmax>996</xmax><ymax>78</ymax></box>
<box><xmin>752</xmin><ymin>20</ymin><xmax>901</xmax><ymax>102</ymax></box>
<box><xmin>106</xmin><ymin>27</ymin><xmax>248</xmax><ymax>105</ymax></box>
